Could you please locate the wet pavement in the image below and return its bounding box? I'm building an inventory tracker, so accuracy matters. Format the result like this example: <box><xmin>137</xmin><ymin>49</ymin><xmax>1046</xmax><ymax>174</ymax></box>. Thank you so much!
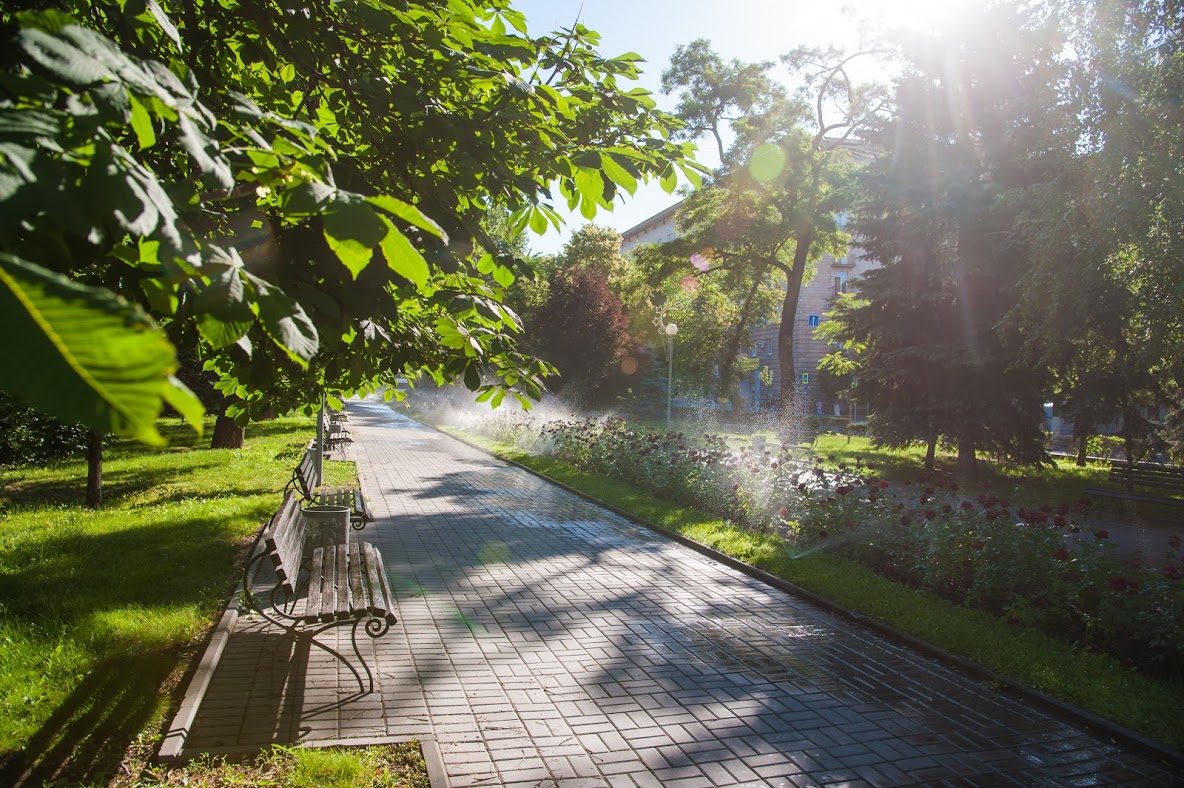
<box><xmin>184</xmin><ymin>398</ymin><xmax>1183</xmax><ymax>786</ymax></box>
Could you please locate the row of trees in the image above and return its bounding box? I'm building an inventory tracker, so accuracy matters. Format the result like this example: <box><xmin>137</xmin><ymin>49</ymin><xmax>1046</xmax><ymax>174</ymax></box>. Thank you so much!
<box><xmin>614</xmin><ymin>1</ymin><xmax>1181</xmax><ymax>481</ymax></box>
<box><xmin>0</xmin><ymin>1</ymin><xmax>706</xmax><ymax>496</ymax></box>
<box><xmin>825</xmin><ymin>0</ymin><xmax>1183</xmax><ymax>479</ymax></box>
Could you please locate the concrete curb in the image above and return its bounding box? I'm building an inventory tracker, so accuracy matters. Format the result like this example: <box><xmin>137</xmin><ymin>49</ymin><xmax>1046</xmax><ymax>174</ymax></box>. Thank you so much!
<box><xmin>426</xmin><ymin>418</ymin><xmax>1184</xmax><ymax>772</ymax></box>
<box><xmin>157</xmin><ymin>591</ymin><xmax>243</xmax><ymax>763</ymax></box>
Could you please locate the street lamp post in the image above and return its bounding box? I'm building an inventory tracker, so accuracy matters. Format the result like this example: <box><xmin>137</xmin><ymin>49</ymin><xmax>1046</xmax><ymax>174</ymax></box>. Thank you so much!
<box><xmin>653</xmin><ymin>312</ymin><xmax>681</xmax><ymax>433</ymax></box>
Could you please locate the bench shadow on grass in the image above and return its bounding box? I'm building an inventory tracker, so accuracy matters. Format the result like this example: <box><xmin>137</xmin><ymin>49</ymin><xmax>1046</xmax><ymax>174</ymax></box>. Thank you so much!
<box><xmin>0</xmin><ymin>515</ymin><xmax>275</xmax><ymax>786</ymax></box>
<box><xmin>0</xmin><ymin>651</ymin><xmax>175</xmax><ymax>787</ymax></box>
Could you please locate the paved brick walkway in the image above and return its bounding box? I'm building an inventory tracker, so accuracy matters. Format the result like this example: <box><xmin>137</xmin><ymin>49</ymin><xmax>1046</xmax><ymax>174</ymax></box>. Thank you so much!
<box><xmin>186</xmin><ymin>399</ymin><xmax>1182</xmax><ymax>786</ymax></box>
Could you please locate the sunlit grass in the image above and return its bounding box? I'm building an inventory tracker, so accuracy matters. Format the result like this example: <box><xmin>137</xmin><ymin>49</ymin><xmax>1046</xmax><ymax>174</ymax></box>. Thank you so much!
<box><xmin>0</xmin><ymin>415</ymin><xmax>364</xmax><ymax>784</ymax></box>
<box><xmin>451</xmin><ymin>427</ymin><xmax>1184</xmax><ymax>751</ymax></box>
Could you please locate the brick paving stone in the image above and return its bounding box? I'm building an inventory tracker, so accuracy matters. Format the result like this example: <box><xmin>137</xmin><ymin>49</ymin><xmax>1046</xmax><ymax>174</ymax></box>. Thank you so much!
<box><xmin>182</xmin><ymin>400</ymin><xmax>1184</xmax><ymax>786</ymax></box>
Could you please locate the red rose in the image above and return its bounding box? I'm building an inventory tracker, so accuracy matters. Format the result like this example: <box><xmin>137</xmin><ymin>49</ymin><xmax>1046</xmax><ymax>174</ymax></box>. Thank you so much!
<box><xmin>1169</xmin><ymin>534</ymin><xmax>1181</xmax><ymax>550</ymax></box>
<box><xmin>1108</xmin><ymin>575</ymin><xmax>1131</xmax><ymax>593</ymax></box>
<box><xmin>1094</xmin><ymin>529</ymin><xmax>1109</xmax><ymax>540</ymax></box>
<box><xmin>1052</xmin><ymin>548</ymin><xmax>1070</xmax><ymax>561</ymax></box>
<box><xmin>924</xmin><ymin>509</ymin><xmax>937</xmax><ymax>520</ymax></box>
<box><xmin>1162</xmin><ymin>564</ymin><xmax>1182</xmax><ymax>581</ymax></box>
<box><xmin>778</xmin><ymin>506</ymin><xmax>789</xmax><ymax>519</ymax></box>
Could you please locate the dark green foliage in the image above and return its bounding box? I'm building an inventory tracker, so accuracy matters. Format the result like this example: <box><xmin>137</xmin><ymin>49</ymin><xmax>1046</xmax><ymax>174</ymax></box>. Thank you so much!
<box><xmin>0</xmin><ymin>1</ymin><xmax>704</xmax><ymax>441</ymax></box>
<box><xmin>828</xmin><ymin>5</ymin><xmax>1069</xmax><ymax>476</ymax></box>
<box><xmin>0</xmin><ymin>392</ymin><xmax>89</xmax><ymax>465</ymax></box>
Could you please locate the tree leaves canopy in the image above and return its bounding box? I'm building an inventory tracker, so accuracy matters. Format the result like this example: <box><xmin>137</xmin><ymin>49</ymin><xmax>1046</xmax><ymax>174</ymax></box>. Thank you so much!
<box><xmin>0</xmin><ymin>1</ymin><xmax>704</xmax><ymax>437</ymax></box>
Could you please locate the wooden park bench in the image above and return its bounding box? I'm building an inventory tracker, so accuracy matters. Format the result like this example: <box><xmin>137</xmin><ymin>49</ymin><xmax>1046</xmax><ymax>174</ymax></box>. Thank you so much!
<box><xmin>286</xmin><ymin>444</ymin><xmax>375</xmax><ymax>529</ymax></box>
<box><xmin>1084</xmin><ymin>460</ymin><xmax>1184</xmax><ymax>508</ymax></box>
<box><xmin>326</xmin><ymin>420</ymin><xmax>352</xmax><ymax>453</ymax></box>
<box><xmin>242</xmin><ymin>492</ymin><xmax>397</xmax><ymax>694</ymax></box>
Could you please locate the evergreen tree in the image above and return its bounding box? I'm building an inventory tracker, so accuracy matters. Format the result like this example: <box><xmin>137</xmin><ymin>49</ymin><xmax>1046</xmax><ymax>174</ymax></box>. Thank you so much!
<box><xmin>830</xmin><ymin>3</ymin><xmax>1070</xmax><ymax>480</ymax></box>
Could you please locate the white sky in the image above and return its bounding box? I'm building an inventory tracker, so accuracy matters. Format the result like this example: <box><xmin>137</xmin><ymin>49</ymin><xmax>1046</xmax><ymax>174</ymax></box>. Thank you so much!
<box><xmin>510</xmin><ymin>0</ymin><xmax>964</xmax><ymax>254</ymax></box>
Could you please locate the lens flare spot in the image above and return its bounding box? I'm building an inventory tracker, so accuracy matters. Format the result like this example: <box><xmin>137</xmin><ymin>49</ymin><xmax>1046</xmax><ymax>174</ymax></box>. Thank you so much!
<box><xmin>477</xmin><ymin>541</ymin><xmax>510</xmax><ymax>565</ymax></box>
<box><xmin>620</xmin><ymin>356</ymin><xmax>639</xmax><ymax>375</ymax></box>
<box><xmin>749</xmin><ymin>143</ymin><xmax>786</xmax><ymax>183</ymax></box>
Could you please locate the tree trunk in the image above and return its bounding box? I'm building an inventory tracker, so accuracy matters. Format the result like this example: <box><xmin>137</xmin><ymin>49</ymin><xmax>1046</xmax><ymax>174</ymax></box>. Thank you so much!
<box><xmin>211</xmin><ymin>414</ymin><xmax>245</xmax><ymax>449</ymax></box>
<box><xmin>1075</xmin><ymin>434</ymin><xmax>1089</xmax><ymax>466</ymax></box>
<box><xmin>776</xmin><ymin>229</ymin><xmax>816</xmax><ymax>404</ymax></box>
<box><xmin>259</xmin><ymin>404</ymin><xmax>277</xmax><ymax>420</ymax></box>
<box><xmin>85</xmin><ymin>431</ymin><xmax>102</xmax><ymax>509</ymax></box>
<box><xmin>957</xmin><ymin>434</ymin><xmax>977</xmax><ymax>485</ymax></box>
<box><xmin>924</xmin><ymin>431</ymin><xmax>937</xmax><ymax>471</ymax></box>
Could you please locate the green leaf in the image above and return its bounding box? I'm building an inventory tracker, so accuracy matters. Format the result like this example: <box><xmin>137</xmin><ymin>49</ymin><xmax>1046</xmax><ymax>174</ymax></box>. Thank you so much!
<box><xmin>600</xmin><ymin>153</ymin><xmax>637</xmax><ymax>194</ymax></box>
<box><xmin>178</xmin><ymin>111</ymin><xmax>232</xmax><ymax>191</ymax></box>
<box><xmin>323</xmin><ymin>200</ymin><xmax>387</xmax><ymax>279</ymax></box>
<box><xmin>492</xmin><ymin>265</ymin><xmax>515</xmax><ymax>287</ymax></box>
<box><xmin>366</xmin><ymin>194</ymin><xmax>447</xmax><ymax>241</ymax></box>
<box><xmin>0</xmin><ymin>108</ymin><xmax>61</xmax><ymax>138</ymax></box>
<box><xmin>128</xmin><ymin>93</ymin><xmax>156</xmax><ymax>149</ymax></box>
<box><xmin>146</xmin><ymin>0</ymin><xmax>182</xmax><ymax>51</ymax></box>
<box><xmin>528</xmin><ymin>206</ymin><xmax>548</xmax><ymax>235</ymax></box>
<box><xmin>378</xmin><ymin>215</ymin><xmax>430</xmax><ymax>287</ymax></box>
<box><xmin>19</xmin><ymin>26</ymin><xmax>113</xmax><ymax>86</ymax></box>
<box><xmin>283</xmin><ymin>179</ymin><xmax>335</xmax><ymax>217</ymax></box>
<box><xmin>463</xmin><ymin>363</ymin><xmax>481</xmax><ymax>390</ymax></box>
<box><xmin>660</xmin><ymin>167</ymin><xmax>678</xmax><ymax>194</ymax></box>
<box><xmin>0</xmin><ymin>253</ymin><xmax>182</xmax><ymax>444</ymax></box>
<box><xmin>194</xmin><ymin>267</ymin><xmax>253</xmax><ymax>348</ymax></box>
<box><xmin>246</xmin><ymin>275</ymin><xmax>319</xmax><ymax>366</ymax></box>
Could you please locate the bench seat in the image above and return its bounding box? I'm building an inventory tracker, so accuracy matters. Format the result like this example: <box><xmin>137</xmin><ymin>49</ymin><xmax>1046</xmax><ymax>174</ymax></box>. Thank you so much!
<box><xmin>245</xmin><ymin>491</ymin><xmax>395</xmax><ymax>695</ymax></box>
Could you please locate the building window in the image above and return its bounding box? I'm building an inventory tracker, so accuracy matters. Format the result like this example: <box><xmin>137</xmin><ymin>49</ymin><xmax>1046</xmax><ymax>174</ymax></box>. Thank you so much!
<box><xmin>833</xmin><ymin>271</ymin><xmax>848</xmax><ymax>295</ymax></box>
<box><xmin>756</xmin><ymin>339</ymin><xmax>769</xmax><ymax>352</ymax></box>
<box><xmin>807</xmin><ymin>315</ymin><xmax>820</xmax><ymax>327</ymax></box>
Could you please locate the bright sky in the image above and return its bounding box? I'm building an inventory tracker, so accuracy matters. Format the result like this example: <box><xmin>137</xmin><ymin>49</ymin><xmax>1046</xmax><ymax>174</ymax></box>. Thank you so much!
<box><xmin>511</xmin><ymin>0</ymin><xmax>963</xmax><ymax>255</ymax></box>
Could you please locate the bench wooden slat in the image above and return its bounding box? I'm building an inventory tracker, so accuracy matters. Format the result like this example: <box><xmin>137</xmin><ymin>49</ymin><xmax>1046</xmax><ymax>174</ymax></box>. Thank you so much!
<box><xmin>304</xmin><ymin>545</ymin><xmax>324</xmax><ymax>621</ymax></box>
<box><xmin>335</xmin><ymin>543</ymin><xmax>351</xmax><ymax>620</ymax></box>
<box><xmin>348</xmin><ymin>542</ymin><xmax>369</xmax><ymax>617</ymax></box>
<box><xmin>353</xmin><ymin>489</ymin><xmax>374</xmax><ymax>524</ymax></box>
<box><xmin>319</xmin><ymin>545</ymin><xmax>338</xmax><ymax>622</ymax></box>
<box><xmin>370</xmin><ymin>544</ymin><xmax>397</xmax><ymax>624</ymax></box>
<box><xmin>363</xmin><ymin>543</ymin><xmax>388</xmax><ymax>619</ymax></box>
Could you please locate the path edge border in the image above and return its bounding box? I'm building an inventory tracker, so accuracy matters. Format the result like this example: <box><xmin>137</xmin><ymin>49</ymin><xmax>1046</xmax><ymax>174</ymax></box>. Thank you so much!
<box><xmin>157</xmin><ymin>590</ymin><xmax>243</xmax><ymax>762</ymax></box>
<box><xmin>427</xmin><ymin>417</ymin><xmax>1184</xmax><ymax>772</ymax></box>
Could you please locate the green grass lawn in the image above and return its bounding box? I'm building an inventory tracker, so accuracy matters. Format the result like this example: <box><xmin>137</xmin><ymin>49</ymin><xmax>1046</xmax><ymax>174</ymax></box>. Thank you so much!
<box><xmin>448</xmin><ymin>426</ymin><xmax>1184</xmax><ymax>752</ymax></box>
<box><xmin>0</xmin><ymin>416</ymin><xmax>396</xmax><ymax>786</ymax></box>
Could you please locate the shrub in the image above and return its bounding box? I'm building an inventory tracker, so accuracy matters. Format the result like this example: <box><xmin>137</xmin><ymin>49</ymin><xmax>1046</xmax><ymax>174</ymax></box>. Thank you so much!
<box><xmin>0</xmin><ymin>394</ymin><xmax>90</xmax><ymax>466</ymax></box>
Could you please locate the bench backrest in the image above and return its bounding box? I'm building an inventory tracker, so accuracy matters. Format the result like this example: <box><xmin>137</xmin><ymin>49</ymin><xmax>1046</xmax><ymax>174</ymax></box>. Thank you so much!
<box><xmin>263</xmin><ymin>491</ymin><xmax>307</xmax><ymax>596</ymax></box>
<box><xmin>1109</xmin><ymin>462</ymin><xmax>1184</xmax><ymax>489</ymax></box>
<box><xmin>294</xmin><ymin>445</ymin><xmax>321</xmax><ymax>499</ymax></box>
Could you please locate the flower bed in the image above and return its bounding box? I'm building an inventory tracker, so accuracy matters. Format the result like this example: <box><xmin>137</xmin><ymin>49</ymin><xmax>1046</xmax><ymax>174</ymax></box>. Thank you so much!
<box><xmin>476</xmin><ymin>413</ymin><xmax>1184</xmax><ymax>676</ymax></box>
